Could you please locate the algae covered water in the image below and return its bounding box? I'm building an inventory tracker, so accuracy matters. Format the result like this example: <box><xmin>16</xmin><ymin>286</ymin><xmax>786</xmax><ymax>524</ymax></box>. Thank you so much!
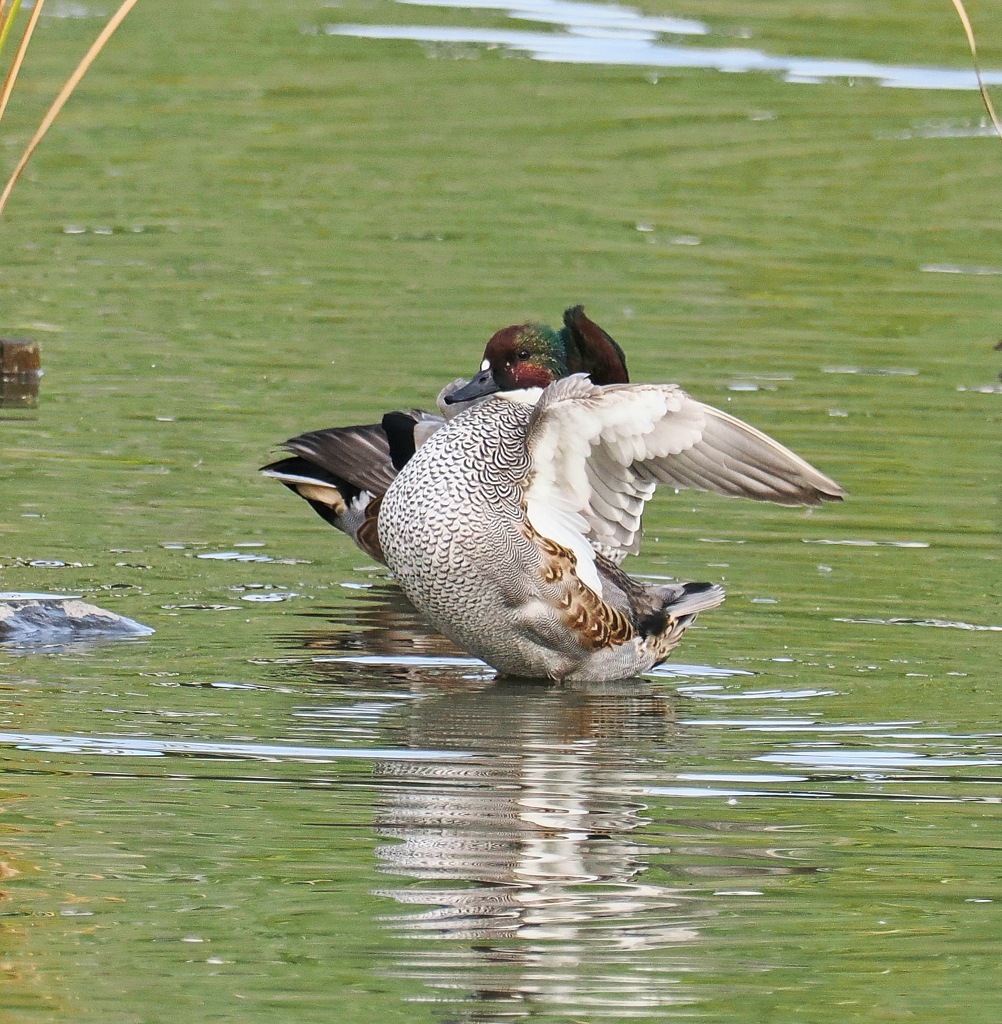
<box><xmin>0</xmin><ymin>0</ymin><xmax>999</xmax><ymax>1020</ymax></box>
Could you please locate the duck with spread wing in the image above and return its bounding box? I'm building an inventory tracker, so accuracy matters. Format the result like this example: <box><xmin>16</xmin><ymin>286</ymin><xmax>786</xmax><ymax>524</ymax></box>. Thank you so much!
<box><xmin>379</xmin><ymin>373</ymin><xmax>845</xmax><ymax>682</ymax></box>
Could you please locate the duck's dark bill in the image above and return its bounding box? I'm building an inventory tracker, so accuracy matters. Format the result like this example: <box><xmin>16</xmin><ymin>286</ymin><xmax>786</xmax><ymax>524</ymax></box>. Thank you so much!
<box><xmin>443</xmin><ymin>369</ymin><xmax>500</xmax><ymax>404</ymax></box>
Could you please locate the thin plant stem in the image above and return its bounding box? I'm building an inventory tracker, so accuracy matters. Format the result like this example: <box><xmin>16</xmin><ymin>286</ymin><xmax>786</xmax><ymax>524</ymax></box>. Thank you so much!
<box><xmin>0</xmin><ymin>0</ymin><xmax>44</xmax><ymax>127</ymax></box>
<box><xmin>949</xmin><ymin>0</ymin><xmax>1002</xmax><ymax>140</ymax></box>
<box><xmin>0</xmin><ymin>0</ymin><xmax>25</xmax><ymax>60</ymax></box>
<box><xmin>0</xmin><ymin>0</ymin><xmax>141</xmax><ymax>218</ymax></box>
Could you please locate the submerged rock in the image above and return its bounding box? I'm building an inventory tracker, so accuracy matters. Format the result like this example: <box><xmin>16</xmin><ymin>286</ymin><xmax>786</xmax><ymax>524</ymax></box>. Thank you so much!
<box><xmin>0</xmin><ymin>594</ymin><xmax>154</xmax><ymax>643</ymax></box>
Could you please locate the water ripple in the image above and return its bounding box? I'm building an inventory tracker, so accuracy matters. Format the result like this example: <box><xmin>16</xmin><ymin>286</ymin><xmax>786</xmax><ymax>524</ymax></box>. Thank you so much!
<box><xmin>675</xmin><ymin>686</ymin><xmax>837</xmax><ymax>700</ymax></box>
<box><xmin>398</xmin><ymin>0</ymin><xmax>708</xmax><ymax>37</ymax></box>
<box><xmin>835</xmin><ymin>616</ymin><xmax>1002</xmax><ymax>632</ymax></box>
<box><xmin>759</xmin><ymin>750</ymin><xmax>1002</xmax><ymax>769</ymax></box>
<box><xmin>0</xmin><ymin>731</ymin><xmax>470</xmax><ymax>761</ymax></box>
<box><xmin>311</xmin><ymin>653</ymin><xmax>488</xmax><ymax>668</ymax></box>
<box><xmin>647</xmin><ymin>662</ymin><xmax>754</xmax><ymax>679</ymax></box>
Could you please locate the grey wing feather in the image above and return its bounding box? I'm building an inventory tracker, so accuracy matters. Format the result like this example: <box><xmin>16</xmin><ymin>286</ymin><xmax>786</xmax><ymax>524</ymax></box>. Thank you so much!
<box><xmin>282</xmin><ymin>423</ymin><xmax>398</xmax><ymax>495</ymax></box>
<box><xmin>640</xmin><ymin>403</ymin><xmax>847</xmax><ymax>506</ymax></box>
<box><xmin>584</xmin><ymin>451</ymin><xmax>654</xmax><ymax>561</ymax></box>
<box><xmin>525</xmin><ymin>375</ymin><xmax>846</xmax><ymax>567</ymax></box>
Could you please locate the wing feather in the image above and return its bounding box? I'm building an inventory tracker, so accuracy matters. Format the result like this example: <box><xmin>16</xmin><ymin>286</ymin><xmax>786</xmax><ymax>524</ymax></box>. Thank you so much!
<box><xmin>279</xmin><ymin>409</ymin><xmax>447</xmax><ymax>498</ymax></box>
<box><xmin>524</xmin><ymin>375</ymin><xmax>845</xmax><ymax>568</ymax></box>
<box><xmin>644</xmin><ymin>403</ymin><xmax>846</xmax><ymax>506</ymax></box>
<box><xmin>282</xmin><ymin>423</ymin><xmax>398</xmax><ymax>495</ymax></box>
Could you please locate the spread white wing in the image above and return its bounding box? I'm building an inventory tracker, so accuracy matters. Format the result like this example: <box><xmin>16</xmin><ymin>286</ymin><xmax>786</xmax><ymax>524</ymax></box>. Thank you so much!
<box><xmin>523</xmin><ymin>375</ymin><xmax>845</xmax><ymax>577</ymax></box>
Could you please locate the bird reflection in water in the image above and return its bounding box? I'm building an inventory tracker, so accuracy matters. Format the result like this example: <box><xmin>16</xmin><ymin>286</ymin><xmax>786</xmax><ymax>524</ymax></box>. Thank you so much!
<box><xmin>368</xmin><ymin>682</ymin><xmax>712</xmax><ymax>1018</ymax></box>
<box><xmin>285</xmin><ymin>587</ymin><xmax>825</xmax><ymax>1019</ymax></box>
<box><xmin>284</xmin><ymin>586</ymin><xmax>717</xmax><ymax>1018</ymax></box>
<box><xmin>286</xmin><ymin>581</ymin><xmax>461</xmax><ymax>663</ymax></box>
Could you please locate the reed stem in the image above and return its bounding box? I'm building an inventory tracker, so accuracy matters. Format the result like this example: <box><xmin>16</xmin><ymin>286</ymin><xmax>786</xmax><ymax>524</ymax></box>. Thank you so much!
<box><xmin>0</xmin><ymin>0</ymin><xmax>142</xmax><ymax>218</ymax></box>
<box><xmin>0</xmin><ymin>0</ymin><xmax>44</xmax><ymax>128</ymax></box>
<box><xmin>0</xmin><ymin>0</ymin><xmax>25</xmax><ymax>61</ymax></box>
<box><xmin>949</xmin><ymin>0</ymin><xmax>1002</xmax><ymax>140</ymax></box>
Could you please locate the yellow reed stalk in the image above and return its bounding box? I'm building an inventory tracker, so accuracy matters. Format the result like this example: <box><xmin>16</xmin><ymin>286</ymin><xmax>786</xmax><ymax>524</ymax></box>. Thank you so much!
<box><xmin>949</xmin><ymin>0</ymin><xmax>1002</xmax><ymax>140</ymax></box>
<box><xmin>0</xmin><ymin>0</ymin><xmax>25</xmax><ymax>60</ymax></box>
<box><xmin>0</xmin><ymin>0</ymin><xmax>141</xmax><ymax>218</ymax></box>
<box><xmin>0</xmin><ymin>0</ymin><xmax>44</xmax><ymax>127</ymax></box>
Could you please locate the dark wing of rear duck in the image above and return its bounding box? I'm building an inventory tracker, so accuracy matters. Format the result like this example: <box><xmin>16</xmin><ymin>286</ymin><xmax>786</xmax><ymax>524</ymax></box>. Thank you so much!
<box><xmin>260</xmin><ymin>411</ymin><xmax>444</xmax><ymax>562</ymax></box>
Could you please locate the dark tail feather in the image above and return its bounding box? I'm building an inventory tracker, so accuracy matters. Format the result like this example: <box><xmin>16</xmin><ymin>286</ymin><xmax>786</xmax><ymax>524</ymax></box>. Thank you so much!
<box><xmin>280</xmin><ymin>422</ymin><xmax>400</xmax><ymax>495</ymax></box>
<box><xmin>261</xmin><ymin>455</ymin><xmax>360</xmax><ymax>502</ymax></box>
<box><xmin>642</xmin><ymin>581</ymin><xmax>725</xmax><ymax>668</ymax></box>
<box><xmin>260</xmin><ymin>456</ymin><xmax>356</xmax><ymax>530</ymax></box>
<box><xmin>381</xmin><ymin>411</ymin><xmax>420</xmax><ymax>471</ymax></box>
<box><xmin>260</xmin><ymin>457</ymin><xmax>385</xmax><ymax>563</ymax></box>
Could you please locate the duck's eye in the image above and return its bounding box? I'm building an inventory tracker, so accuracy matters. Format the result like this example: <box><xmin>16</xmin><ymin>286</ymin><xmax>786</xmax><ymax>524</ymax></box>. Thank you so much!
<box><xmin>517</xmin><ymin>350</ymin><xmax>530</xmax><ymax>360</ymax></box>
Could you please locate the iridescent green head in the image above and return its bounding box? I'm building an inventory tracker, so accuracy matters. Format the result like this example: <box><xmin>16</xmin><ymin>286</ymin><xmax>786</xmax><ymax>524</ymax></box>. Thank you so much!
<box><xmin>445</xmin><ymin>306</ymin><xmax>629</xmax><ymax>404</ymax></box>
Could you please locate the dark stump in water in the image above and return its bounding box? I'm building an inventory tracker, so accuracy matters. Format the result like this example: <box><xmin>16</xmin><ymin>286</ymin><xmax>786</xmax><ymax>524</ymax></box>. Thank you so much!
<box><xmin>0</xmin><ymin>338</ymin><xmax>41</xmax><ymax>410</ymax></box>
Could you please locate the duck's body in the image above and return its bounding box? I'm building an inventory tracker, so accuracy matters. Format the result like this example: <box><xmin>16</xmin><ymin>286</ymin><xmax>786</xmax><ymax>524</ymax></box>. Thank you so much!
<box><xmin>379</xmin><ymin>376</ymin><xmax>844</xmax><ymax>682</ymax></box>
<box><xmin>265</xmin><ymin>308</ymin><xmax>846</xmax><ymax>680</ymax></box>
<box><xmin>378</xmin><ymin>384</ymin><xmax>716</xmax><ymax>680</ymax></box>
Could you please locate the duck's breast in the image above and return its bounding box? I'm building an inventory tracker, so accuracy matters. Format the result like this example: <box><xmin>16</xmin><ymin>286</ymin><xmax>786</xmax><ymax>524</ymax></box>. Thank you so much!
<box><xmin>378</xmin><ymin>399</ymin><xmax>550</xmax><ymax>657</ymax></box>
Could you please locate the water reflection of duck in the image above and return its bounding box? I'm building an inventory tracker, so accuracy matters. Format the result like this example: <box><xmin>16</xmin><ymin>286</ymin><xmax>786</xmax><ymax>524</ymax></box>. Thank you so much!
<box><xmin>380</xmin><ymin>373</ymin><xmax>844</xmax><ymax>682</ymax></box>
<box><xmin>274</xmin><ymin>590</ymin><xmax>828</xmax><ymax>1017</ymax></box>
<box><xmin>370</xmin><ymin>681</ymin><xmax>711</xmax><ymax>1015</ymax></box>
<box><xmin>260</xmin><ymin>306</ymin><xmax>630</xmax><ymax>562</ymax></box>
<box><xmin>376</xmin><ymin>686</ymin><xmax>665</xmax><ymax>892</ymax></box>
<box><xmin>277</xmin><ymin>582</ymin><xmax>471</xmax><ymax>677</ymax></box>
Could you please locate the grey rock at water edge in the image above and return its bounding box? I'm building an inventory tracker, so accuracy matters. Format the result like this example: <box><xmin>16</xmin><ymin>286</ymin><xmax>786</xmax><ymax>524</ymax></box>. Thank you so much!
<box><xmin>0</xmin><ymin>595</ymin><xmax>154</xmax><ymax>643</ymax></box>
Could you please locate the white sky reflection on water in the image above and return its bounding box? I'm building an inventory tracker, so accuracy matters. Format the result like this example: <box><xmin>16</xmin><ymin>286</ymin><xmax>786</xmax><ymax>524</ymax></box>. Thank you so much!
<box><xmin>397</xmin><ymin>0</ymin><xmax>708</xmax><ymax>37</ymax></box>
<box><xmin>0</xmin><ymin>731</ymin><xmax>471</xmax><ymax>760</ymax></box>
<box><xmin>323</xmin><ymin>0</ymin><xmax>1002</xmax><ymax>90</ymax></box>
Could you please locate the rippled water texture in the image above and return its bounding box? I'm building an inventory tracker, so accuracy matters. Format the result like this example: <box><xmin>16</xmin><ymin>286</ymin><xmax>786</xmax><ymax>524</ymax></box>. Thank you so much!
<box><xmin>0</xmin><ymin>0</ymin><xmax>1000</xmax><ymax>1021</ymax></box>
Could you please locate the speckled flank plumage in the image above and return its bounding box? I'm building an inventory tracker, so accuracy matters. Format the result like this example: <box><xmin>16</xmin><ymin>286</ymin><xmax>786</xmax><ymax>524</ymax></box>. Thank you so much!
<box><xmin>379</xmin><ymin>389</ymin><xmax>724</xmax><ymax>681</ymax></box>
<box><xmin>378</xmin><ymin>397</ymin><xmax>544</xmax><ymax>674</ymax></box>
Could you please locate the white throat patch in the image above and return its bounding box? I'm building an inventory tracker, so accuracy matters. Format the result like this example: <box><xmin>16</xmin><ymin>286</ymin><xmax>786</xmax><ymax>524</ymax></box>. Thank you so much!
<box><xmin>498</xmin><ymin>387</ymin><xmax>544</xmax><ymax>405</ymax></box>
